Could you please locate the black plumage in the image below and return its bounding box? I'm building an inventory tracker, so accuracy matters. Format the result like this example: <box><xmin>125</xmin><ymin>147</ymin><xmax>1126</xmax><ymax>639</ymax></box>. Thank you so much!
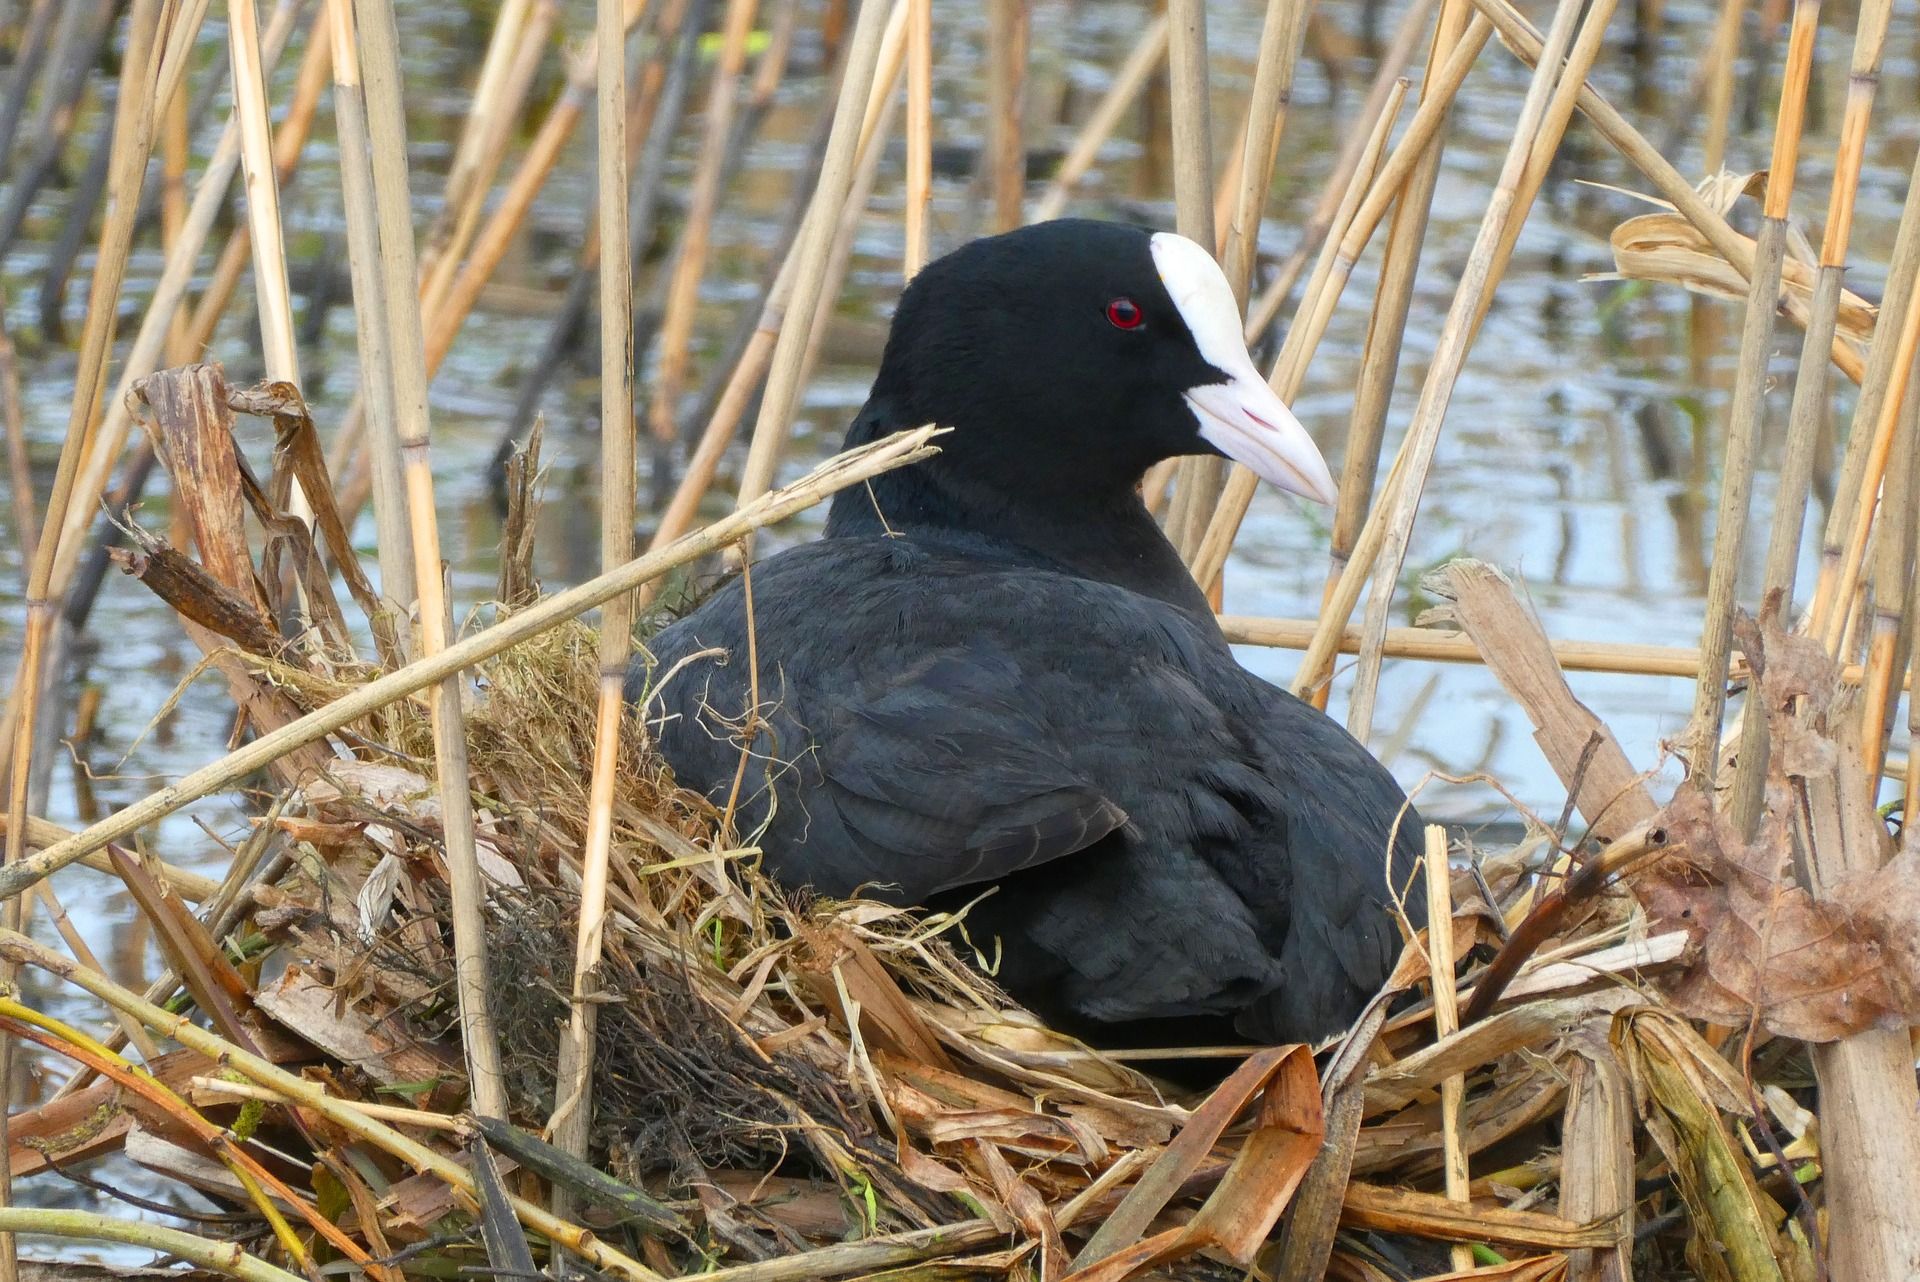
<box><xmin>633</xmin><ymin>219</ymin><xmax>1422</xmax><ymax>1046</ymax></box>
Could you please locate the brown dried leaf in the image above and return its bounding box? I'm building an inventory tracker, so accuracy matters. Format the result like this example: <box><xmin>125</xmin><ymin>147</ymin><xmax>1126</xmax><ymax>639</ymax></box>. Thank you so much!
<box><xmin>1629</xmin><ymin>613</ymin><xmax>1920</xmax><ymax>1040</ymax></box>
<box><xmin>1068</xmin><ymin>1044</ymin><xmax>1322</xmax><ymax>1278</ymax></box>
<box><xmin>1607</xmin><ymin>211</ymin><xmax>1874</xmax><ymax>379</ymax></box>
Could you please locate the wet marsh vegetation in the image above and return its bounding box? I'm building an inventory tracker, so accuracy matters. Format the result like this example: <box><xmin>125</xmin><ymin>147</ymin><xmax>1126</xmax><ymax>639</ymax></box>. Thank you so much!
<box><xmin>1</xmin><ymin>0</ymin><xmax>1920</xmax><ymax>1278</ymax></box>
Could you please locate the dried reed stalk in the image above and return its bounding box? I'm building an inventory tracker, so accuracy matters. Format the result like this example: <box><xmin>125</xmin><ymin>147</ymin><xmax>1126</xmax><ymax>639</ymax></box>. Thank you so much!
<box><xmin>1218</xmin><ymin>0</ymin><xmax>1309</xmax><ymax>302</ymax></box>
<box><xmin>1801</xmin><ymin>714</ymin><xmax>1920</xmax><ymax>1277</ymax></box>
<box><xmin>1162</xmin><ymin>0</ymin><xmax>1225</xmax><ymax>566</ymax></box>
<box><xmin>1701</xmin><ymin>0</ymin><xmax>1746</xmax><ymax>170</ymax></box>
<box><xmin>0</xmin><ymin>2</ymin><xmax>165</xmax><ymax>1267</ymax></box>
<box><xmin>903</xmin><ymin>0</ymin><xmax>931</xmax><ymax>276</ymax></box>
<box><xmin>326</xmin><ymin>0</ymin><xmax>413</xmax><ymax>615</ymax></box>
<box><xmin>1423</xmin><ymin>825</ymin><xmax>1471</xmax><ymax>1272</ymax></box>
<box><xmin>1858</xmin><ymin>378</ymin><xmax>1920</xmax><ymax>787</ymax></box>
<box><xmin>734</xmin><ymin>0</ymin><xmax>893</xmax><ymax>511</ymax></box>
<box><xmin>985</xmin><ymin>0</ymin><xmax>1027</xmax><ymax>233</ymax></box>
<box><xmin>0</xmin><ymin>928</ymin><xmax>667</xmax><ymax>1282</ymax></box>
<box><xmin>1244</xmin><ymin>0</ymin><xmax>1436</xmax><ymax>352</ymax></box>
<box><xmin>1731</xmin><ymin>0</ymin><xmax>1894</xmax><ymax>827</ymax></box>
<box><xmin>0</xmin><ymin>428</ymin><xmax>940</xmax><ymax>903</ymax></box>
<box><xmin>1469</xmin><ymin>0</ymin><xmax>1621</xmax><ymax>343</ymax></box>
<box><xmin>416</xmin><ymin>0</ymin><xmax>544</xmax><ymax>315</ymax></box>
<box><xmin>1335</xmin><ymin>0</ymin><xmax>1585</xmax><ymax>739</ymax></box>
<box><xmin>1810</xmin><ymin>149</ymin><xmax>1920</xmax><ymax>630</ymax></box>
<box><xmin>228</xmin><ymin>0</ymin><xmax>301</xmax><ymax>389</ymax></box>
<box><xmin>349</xmin><ymin>0</ymin><xmax>507</xmax><ymax>1119</ymax></box>
<box><xmin>1684</xmin><ymin>0</ymin><xmax>1819</xmax><ymax>791</ymax></box>
<box><xmin>1813</xmin><ymin>260</ymin><xmax>1920</xmax><ymax>658</ymax></box>
<box><xmin>549</xmin><ymin>0</ymin><xmax>638</xmax><ymax>1208</ymax></box>
<box><xmin>1308</xmin><ymin>0</ymin><xmax>1453</xmax><ymax>678</ymax></box>
<box><xmin>226</xmin><ymin>0</ymin><xmax>315</xmax><ymax>546</ymax></box>
<box><xmin>1030</xmin><ymin>15</ymin><xmax>1168</xmax><ymax>223</ymax></box>
<box><xmin>0</xmin><ymin>1207</ymin><xmax>305</xmax><ymax>1282</ymax></box>
<box><xmin>1190</xmin><ymin>14</ymin><xmax>1495</xmax><ymax>599</ymax></box>
<box><xmin>652</xmin><ymin>0</ymin><xmax>761</xmax><ymax>446</ymax></box>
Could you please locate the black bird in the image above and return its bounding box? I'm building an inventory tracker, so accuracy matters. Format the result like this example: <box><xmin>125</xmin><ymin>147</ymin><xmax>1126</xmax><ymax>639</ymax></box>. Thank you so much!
<box><xmin>633</xmin><ymin>220</ymin><xmax>1421</xmax><ymax>1047</ymax></box>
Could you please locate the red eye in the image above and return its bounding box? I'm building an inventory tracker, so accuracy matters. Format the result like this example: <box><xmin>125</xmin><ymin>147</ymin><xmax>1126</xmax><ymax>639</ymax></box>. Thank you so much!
<box><xmin>1106</xmin><ymin>297</ymin><xmax>1144</xmax><ymax>330</ymax></box>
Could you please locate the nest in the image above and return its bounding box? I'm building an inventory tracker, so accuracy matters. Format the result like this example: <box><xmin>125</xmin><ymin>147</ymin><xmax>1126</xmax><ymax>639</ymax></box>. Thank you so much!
<box><xmin>19</xmin><ymin>365</ymin><xmax>1920</xmax><ymax>1282</ymax></box>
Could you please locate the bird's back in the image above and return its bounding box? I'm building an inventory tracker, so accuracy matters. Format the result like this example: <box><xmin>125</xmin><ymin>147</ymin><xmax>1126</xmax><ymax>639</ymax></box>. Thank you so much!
<box><xmin>633</xmin><ymin>532</ymin><xmax>1420</xmax><ymax>1044</ymax></box>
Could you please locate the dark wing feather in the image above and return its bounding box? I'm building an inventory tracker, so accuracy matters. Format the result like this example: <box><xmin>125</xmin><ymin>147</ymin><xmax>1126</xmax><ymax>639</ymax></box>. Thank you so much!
<box><xmin>636</xmin><ymin>536</ymin><xmax>1420</xmax><ymax>1043</ymax></box>
<box><xmin>637</xmin><ymin>546</ymin><xmax>1131</xmax><ymax>903</ymax></box>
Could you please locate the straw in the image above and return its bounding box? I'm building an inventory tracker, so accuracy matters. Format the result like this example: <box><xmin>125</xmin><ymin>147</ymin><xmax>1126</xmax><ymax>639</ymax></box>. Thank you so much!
<box><xmin>1683</xmin><ymin>0</ymin><xmax>1819</xmax><ymax>791</ymax></box>
<box><xmin>349</xmin><ymin>0</ymin><xmax>507</xmax><ymax>1119</ymax></box>
<box><xmin>549</xmin><ymin>0</ymin><xmax>639</xmax><ymax>1206</ymax></box>
<box><xmin>734</xmin><ymin>0</ymin><xmax>893</xmax><ymax>511</ymax></box>
<box><xmin>1341</xmin><ymin>0</ymin><xmax>1587</xmax><ymax>740</ymax></box>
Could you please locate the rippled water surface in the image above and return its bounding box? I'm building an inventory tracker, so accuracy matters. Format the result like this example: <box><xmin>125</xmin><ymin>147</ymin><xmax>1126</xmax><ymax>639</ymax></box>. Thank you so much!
<box><xmin>3</xmin><ymin>0</ymin><xmax>1919</xmax><ymax>1244</ymax></box>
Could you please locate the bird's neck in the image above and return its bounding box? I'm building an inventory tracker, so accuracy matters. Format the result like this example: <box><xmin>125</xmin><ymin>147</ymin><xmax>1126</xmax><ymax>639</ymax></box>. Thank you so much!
<box><xmin>826</xmin><ymin>397</ymin><xmax>1216</xmax><ymax>619</ymax></box>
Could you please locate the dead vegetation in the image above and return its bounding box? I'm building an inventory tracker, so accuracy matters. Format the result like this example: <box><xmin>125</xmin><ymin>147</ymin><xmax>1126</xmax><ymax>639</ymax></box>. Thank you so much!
<box><xmin>2</xmin><ymin>0</ymin><xmax>1920</xmax><ymax>1279</ymax></box>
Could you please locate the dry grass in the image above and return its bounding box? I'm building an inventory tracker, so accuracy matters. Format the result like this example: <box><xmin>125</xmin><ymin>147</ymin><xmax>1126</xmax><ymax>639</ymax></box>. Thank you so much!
<box><xmin>2</xmin><ymin>0</ymin><xmax>1919</xmax><ymax>1278</ymax></box>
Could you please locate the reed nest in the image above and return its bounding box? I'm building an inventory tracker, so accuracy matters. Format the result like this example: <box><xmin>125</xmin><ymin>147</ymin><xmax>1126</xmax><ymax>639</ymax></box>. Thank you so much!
<box><xmin>6</xmin><ymin>363</ymin><xmax>1910</xmax><ymax>1282</ymax></box>
<box><xmin>8</xmin><ymin>0</ymin><xmax>1920</xmax><ymax>1276</ymax></box>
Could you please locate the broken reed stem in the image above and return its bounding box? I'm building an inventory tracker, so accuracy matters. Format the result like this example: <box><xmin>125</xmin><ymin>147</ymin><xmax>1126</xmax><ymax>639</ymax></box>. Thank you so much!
<box><xmin>227</xmin><ymin>0</ymin><xmax>314</xmax><ymax>540</ymax></box>
<box><xmin>1733</xmin><ymin>0</ymin><xmax>1894</xmax><ymax>828</ymax></box>
<box><xmin>1343</xmin><ymin>0</ymin><xmax>1586</xmax><ymax>742</ymax></box>
<box><xmin>0</xmin><ymin>1208</ymin><xmax>304</xmax><ymax>1282</ymax></box>
<box><xmin>1030</xmin><ymin>14</ymin><xmax>1168</xmax><ymax>223</ymax></box>
<box><xmin>1423</xmin><ymin>824</ymin><xmax>1471</xmax><ymax>1273</ymax></box>
<box><xmin>985</xmin><ymin>0</ymin><xmax>1027</xmax><ymax>233</ymax></box>
<box><xmin>0</xmin><ymin>928</ymin><xmax>667</xmax><ymax>1282</ymax></box>
<box><xmin>0</xmin><ymin>429</ymin><xmax>941</xmax><ymax>903</ymax></box>
<box><xmin>1686</xmin><ymin>0</ymin><xmax>1818</xmax><ymax>792</ymax></box>
<box><xmin>1162</xmin><ymin>0</ymin><xmax>1224</xmax><ymax>567</ymax></box>
<box><xmin>0</xmin><ymin>3</ymin><xmax>165</xmax><ymax>1269</ymax></box>
<box><xmin>27</xmin><ymin>2</ymin><xmax>305</xmax><ymax>630</ymax></box>
<box><xmin>652</xmin><ymin>0</ymin><xmax>760</xmax><ymax>446</ymax></box>
<box><xmin>227</xmin><ymin>0</ymin><xmax>301</xmax><ymax>389</ymax></box>
<box><xmin>549</xmin><ymin>0</ymin><xmax>637</xmax><ymax>1207</ymax></box>
<box><xmin>326</xmin><ymin>0</ymin><xmax>414</xmax><ymax>616</ymax></box>
<box><xmin>734</xmin><ymin>0</ymin><xmax>892</xmax><ymax>512</ymax></box>
<box><xmin>902</xmin><ymin>0</ymin><xmax>931</xmax><ymax>277</ymax></box>
<box><xmin>1190</xmin><ymin>13</ymin><xmax>1495</xmax><ymax>598</ymax></box>
<box><xmin>350</xmin><ymin>0</ymin><xmax>507</xmax><ymax>1120</ymax></box>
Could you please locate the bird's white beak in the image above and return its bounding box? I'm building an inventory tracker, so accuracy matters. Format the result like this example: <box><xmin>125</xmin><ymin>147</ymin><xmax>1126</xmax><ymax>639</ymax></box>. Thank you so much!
<box><xmin>1150</xmin><ymin>232</ymin><xmax>1338</xmax><ymax>506</ymax></box>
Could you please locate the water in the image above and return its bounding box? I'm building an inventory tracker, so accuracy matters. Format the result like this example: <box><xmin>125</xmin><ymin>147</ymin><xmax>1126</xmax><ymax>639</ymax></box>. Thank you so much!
<box><xmin>3</xmin><ymin>0</ymin><xmax>1919</xmax><ymax>1249</ymax></box>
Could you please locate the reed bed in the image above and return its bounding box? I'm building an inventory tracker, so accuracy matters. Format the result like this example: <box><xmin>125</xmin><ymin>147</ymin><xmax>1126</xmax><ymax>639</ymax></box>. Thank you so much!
<box><xmin>2</xmin><ymin>1</ymin><xmax>1919</xmax><ymax>1279</ymax></box>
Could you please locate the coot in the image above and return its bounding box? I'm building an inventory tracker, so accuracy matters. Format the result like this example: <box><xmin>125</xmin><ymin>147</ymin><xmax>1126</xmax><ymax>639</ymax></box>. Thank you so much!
<box><xmin>634</xmin><ymin>220</ymin><xmax>1421</xmax><ymax>1046</ymax></box>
